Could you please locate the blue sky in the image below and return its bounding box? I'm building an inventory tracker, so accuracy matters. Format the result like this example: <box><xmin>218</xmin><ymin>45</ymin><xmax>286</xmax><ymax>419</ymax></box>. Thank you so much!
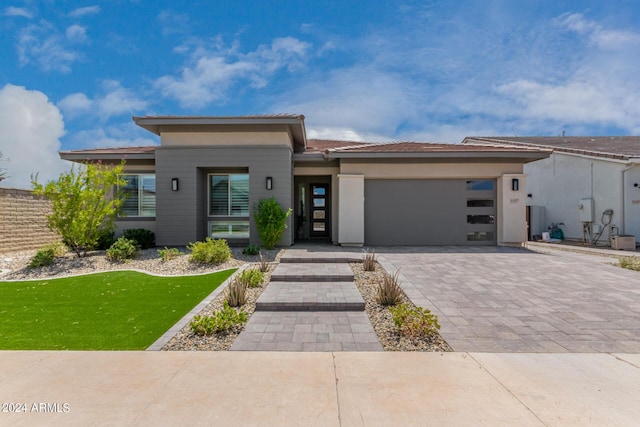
<box><xmin>1</xmin><ymin>1</ymin><xmax>640</xmax><ymax>188</ymax></box>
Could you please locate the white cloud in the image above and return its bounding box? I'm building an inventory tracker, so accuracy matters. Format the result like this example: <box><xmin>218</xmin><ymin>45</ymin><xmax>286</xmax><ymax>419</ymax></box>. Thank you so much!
<box><xmin>0</xmin><ymin>84</ymin><xmax>69</xmax><ymax>189</ymax></box>
<box><xmin>66</xmin><ymin>125</ymin><xmax>157</xmax><ymax>150</ymax></box>
<box><xmin>4</xmin><ymin>6</ymin><xmax>32</xmax><ymax>18</ymax></box>
<box><xmin>68</xmin><ymin>6</ymin><xmax>101</xmax><ymax>18</ymax></box>
<box><xmin>65</xmin><ymin>25</ymin><xmax>88</xmax><ymax>43</ymax></box>
<box><xmin>57</xmin><ymin>81</ymin><xmax>148</xmax><ymax>120</ymax></box>
<box><xmin>155</xmin><ymin>37</ymin><xmax>311</xmax><ymax>108</ymax></box>
<box><xmin>17</xmin><ymin>20</ymin><xmax>85</xmax><ymax>73</ymax></box>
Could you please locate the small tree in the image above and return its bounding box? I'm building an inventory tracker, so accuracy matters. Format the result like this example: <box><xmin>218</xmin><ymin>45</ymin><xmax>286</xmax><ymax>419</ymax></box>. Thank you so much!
<box><xmin>253</xmin><ymin>197</ymin><xmax>292</xmax><ymax>249</ymax></box>
<box><xmin>32</xmin><ymin>161</ymin><xmax>126</xmax><ymax>257</ymax></box>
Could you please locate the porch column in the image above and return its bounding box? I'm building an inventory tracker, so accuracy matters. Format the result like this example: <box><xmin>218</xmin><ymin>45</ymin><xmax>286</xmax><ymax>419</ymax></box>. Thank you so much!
<box><xmin>338</xmin><ymin>174</ymin><xmax>364</xmax><ymax>247</ymax></box>
<box><xmin>498</xmin><ymin>173</ymin><xmax>527</xmax><ymax>245</ymax></box>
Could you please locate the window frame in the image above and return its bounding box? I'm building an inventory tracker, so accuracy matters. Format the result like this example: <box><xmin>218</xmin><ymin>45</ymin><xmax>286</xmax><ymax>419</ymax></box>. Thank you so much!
<box><xmin>118</xmin><ymin>173</ymin><xmax>156</xmax><ymax>218</ymax></box>
<box><xmin>208</xmin><ymin>173</ymin><xmax>250</xmax><ymax>217</ymax></box>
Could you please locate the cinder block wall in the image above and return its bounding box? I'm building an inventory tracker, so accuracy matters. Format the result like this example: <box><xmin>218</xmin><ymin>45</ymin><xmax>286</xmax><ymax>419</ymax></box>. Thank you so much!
<box><xmin>0</xmin><ymin>187</ymin><xmax>60</xmax><ymax>254</ymax></box>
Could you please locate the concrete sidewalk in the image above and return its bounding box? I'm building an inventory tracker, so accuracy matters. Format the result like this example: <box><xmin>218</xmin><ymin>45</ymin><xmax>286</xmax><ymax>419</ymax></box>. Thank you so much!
<box><xmin>1</xmin><ymin>351</ymin><xmax>639</xmax><ymax>426</ymax></box>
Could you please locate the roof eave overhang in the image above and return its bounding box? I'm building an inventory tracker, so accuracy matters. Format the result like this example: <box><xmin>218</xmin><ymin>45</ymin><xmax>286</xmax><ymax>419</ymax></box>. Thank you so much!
<box><xmin>59</xmin><ymin>152</ymin><xmax>156</xmax><ymax>162</ymax></box>
<box><xmin>326</xmin><ymin>151</ymin><xmax>550</xmax><ymax>161</ymax></box>
<box><xmin>133</xmin><ymin>116</ymin><xmax>307</xmax><ymax>150</ymax></box>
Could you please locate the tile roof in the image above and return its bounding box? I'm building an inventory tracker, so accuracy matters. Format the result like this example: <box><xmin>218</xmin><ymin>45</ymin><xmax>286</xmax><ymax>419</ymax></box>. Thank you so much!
<box><xmin>60</xmin><ymin>146</ymin><xmax>157</xmax><ymax>155</ymax></box>
<box><xmin>326</xmin><ymin>141</ymin><xmax>547</xmax><ymax>154</ymax></box>
<box><xmin>305</xmin><ymin>139</ymin><xmax>370</xmax><ymax>152</ymax></box>
<box><xmin>132</xmin><ymin>114</ymin><xmax>305</xmax><ymax>120</ymax></box>
<box><xmin>465</xmin><ymin>136</ymin><xmax>640</xmax><ymax>160</ymax></box>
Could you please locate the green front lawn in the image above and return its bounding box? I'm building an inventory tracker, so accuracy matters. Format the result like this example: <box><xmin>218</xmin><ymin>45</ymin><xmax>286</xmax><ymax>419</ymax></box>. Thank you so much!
<box><xmin>0</xmin><ymin>269</ymin><xmax>236</xmax><ymax>350</ymax></box>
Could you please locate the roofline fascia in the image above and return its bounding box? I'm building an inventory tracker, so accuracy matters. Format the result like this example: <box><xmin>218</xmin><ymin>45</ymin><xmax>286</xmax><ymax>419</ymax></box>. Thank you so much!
<box><xmin>59</xmin><ymin>152</ymin><xmax>155</xmax><ymax>161</ymax></box>
<box><xmin>325</xmin><ymin>151</ymin><xmax>550</xmax><ymax>160</ymax></box>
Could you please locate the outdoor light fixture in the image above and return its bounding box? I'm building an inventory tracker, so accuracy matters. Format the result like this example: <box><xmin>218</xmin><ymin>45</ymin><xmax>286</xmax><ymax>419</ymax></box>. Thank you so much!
<box><xmin>171</xmin><ymin>178</ymin><xmax>179</xmax><ymax>191</ymax></box>
<box><xmin>512</xmin><ymin>178</ymin><xmax>519</xmax><ymax>191</ymax></box>
<box><xmin>266</xmin><ymin>176</ymin><xmax>273</xmax><ymax>190</ymax></box>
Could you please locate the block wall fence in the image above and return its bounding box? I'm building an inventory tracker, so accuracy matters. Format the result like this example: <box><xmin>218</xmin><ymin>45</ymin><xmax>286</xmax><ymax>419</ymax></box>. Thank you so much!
<box><xmin>0</xmin><ymin>187</ymin><xmax>59</xmax><ymax>254</ymax></box>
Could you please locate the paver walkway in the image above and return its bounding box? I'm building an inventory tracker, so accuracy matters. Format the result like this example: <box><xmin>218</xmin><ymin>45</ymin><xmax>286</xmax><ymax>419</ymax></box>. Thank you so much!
<box><xmin>377</xmin><ymin>245</ymin><xmax>640</xmax><ymax>353</ymax></box>
<box><xmin>231</xmin><ymin>246</ymin><xmax>383</xmax><ymax>351</ymax></box>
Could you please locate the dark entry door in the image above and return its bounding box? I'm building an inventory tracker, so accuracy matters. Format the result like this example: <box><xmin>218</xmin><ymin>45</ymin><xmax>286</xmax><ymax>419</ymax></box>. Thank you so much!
<box><xmin>310</xmin><ymin>183</ymin><xmax>330</xmax><ymax>239</ymax></box>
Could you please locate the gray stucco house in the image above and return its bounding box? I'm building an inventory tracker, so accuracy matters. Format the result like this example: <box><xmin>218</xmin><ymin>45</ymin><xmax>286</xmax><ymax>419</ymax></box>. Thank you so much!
<box><xmin>60</xmin><ymin>115</ymin><xmax>549</xmax><ymax>247</ymax></box>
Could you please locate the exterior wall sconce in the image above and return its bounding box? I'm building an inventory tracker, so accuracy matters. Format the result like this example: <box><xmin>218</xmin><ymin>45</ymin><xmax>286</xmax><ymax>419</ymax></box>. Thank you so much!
<box><xmin>266</xmin><ymin>177</ymin><xmax>273</xmax><ymax>190</ymax></box>
<box><xmin>511</xmin><ymin>178</ymin><xmax>519</xmax><ymax>191</ymax></box>
<box><xmin>172</xmin><ymin>178</ymin><xmax>179</xmax><ymax>191</ymax></box>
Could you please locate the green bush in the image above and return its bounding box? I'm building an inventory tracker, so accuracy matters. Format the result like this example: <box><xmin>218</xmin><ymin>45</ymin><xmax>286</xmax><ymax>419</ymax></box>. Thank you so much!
<box><xmin>390</xmin><ymin>303</ymin><xmax>440</xmax><ymax>339</ymax></box>
<box><xmin>106</xmin><ymin>237</ymin><xmax>138</xmax><ymax>261</ymax></box>
<box><xmin>28</xmin><ymin>248</ymin><xmax>56</xmax><ymax>268</ymax></box>
<box><xmin>376</xmin><ymin>270</ymin><xmax>404</xmax><ymax>306</ymax></box>
<box><xmin>189</xmin><ymin>302</ymin><xmax>248</xmax><ymax>335</ymax></box>
<box><xmin>188</xmin><ymin>238</ymin><xmax>231</xmax><ymax>264</ymax></box>
<box><xmin>226</xmin><ymin>277</ymin><xmax>248</xmax><ymax>307</ymax></box>
<box><xmin>43</xmin><ymin>242</ymin><xmax>68</xmax><ymax>257</ymax></box>
<box><xmin>242</xmin><ymin>244</ymin><xmax>260</xmax><ymax>256</ymax></box>
<box><xmin>253</xmin><ymin>197</ymin><xmax>292</xmax><ymax>249</ymax></box>
<box><xmin>238</xmin><ymin>268</ymin><xmax>265</xmax><ymax>288</ymax></box>
<box><xmin>158</xmin><ymin>247</ymin><xmax>181</xmax><ymax>262</ymax></box>
<box><xmin>122</xmin><ymin>228</ymin><xmax>156</xmax><ymax>249</ymax></box>
<box><xmin>95</xmin><ymin>229</ymin><xmax>116</xmax><ymax>250</ymax></box>
<box><xmin>620</xmin><ymin>257</ymin><xmax>640</xmax><ymax>271</ymax></box>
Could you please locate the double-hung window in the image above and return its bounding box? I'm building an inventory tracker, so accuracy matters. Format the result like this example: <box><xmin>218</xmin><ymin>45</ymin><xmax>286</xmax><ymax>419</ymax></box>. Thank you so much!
<box><xmin>120</xmin><ymin>174</ymin><xmax>156</xmax><ymax>217</ymax></box>
<box><xmin>209</xmin><ymin>174</ymin><xmax>249</xmax><ymax>238</ymax></box>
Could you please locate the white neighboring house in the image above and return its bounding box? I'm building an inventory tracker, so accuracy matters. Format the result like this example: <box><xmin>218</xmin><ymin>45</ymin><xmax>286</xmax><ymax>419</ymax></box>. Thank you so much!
<box><xmin>463</xmin><ymin>136</ymin><xmax>640</xmax><ymax>247</ymax></box>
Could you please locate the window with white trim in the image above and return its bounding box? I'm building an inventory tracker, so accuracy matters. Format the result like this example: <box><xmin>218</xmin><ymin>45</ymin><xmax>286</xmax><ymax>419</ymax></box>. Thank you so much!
<box><xmin>119</xmin><ymin>174</ymin><xmax>156</xmax><ymax>217</ymax></box>
<box><xmin>209</xmin><ymin>174</ymin><xmax>249</xmax><ymax>238</ymax></box>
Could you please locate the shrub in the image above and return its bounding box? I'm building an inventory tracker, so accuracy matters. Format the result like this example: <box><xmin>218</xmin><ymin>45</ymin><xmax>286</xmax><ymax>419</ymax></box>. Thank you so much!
<box><xmin>189</xmin><ymin>302</ymin><xmax>248</xmax><ymax>335</ymax></box>
<box><xmin>242</xmin><ymin>244</ymin><xmax>260</xmax><ymax>256</ymax></box>
<box><xmin>257</xmin><ymin>253</ymin><xmax>270</xmax><ymax>273</ymax></box>
<box><xmin>362</xmin><ymin>249</ymin><xmax>376</xmax><ymax>272</ymax></box>
<box><xmin>188</xmin><ymin>238</ymin><xmax>231</xmax><ymax>264</ymax></box>
<box><xmin>376</xmin><ymin>270</ymin><xmax>404</xmax><ymax>306</ymax></box>
<box><xmin>390</xmin><ymin>304</ymin><xmax>440</xmax><ymax>339</ymax></box>
<box><xmin>620</xmin><ymin>257</ymin><xmax>640</xmax><ymax>271</ymax></box>
<box><xmin>226</xmin><ymin>277</ymin><xmax>248</xmax><ymax>307</ymax></box>
<box><xmin>106</xmin><ymin>237</ymin><xmax>138</xmax><ymax>261</ymax></box>
<box><xmin>95</xmin><ymin>229</ymin><xmax>116</xmax><ymax>250</ymax></box>
<box><xmin>238</xmin><ymin>268</ymin><xmax>265</xmax><ymax>288</ymax></box>
<box><xmin>43</xmin><ymin>242</ymin><xmax>68</xmax><ymax>257</ymax></box>
<box><xmin>28</xmin><ymin>248</ymin><xmax>56</xmax><ymax>268</ymax></box>
<box><xmin>253</xmin><ymin>197</ymin><xmax>292</xmax><ymax>249</ymax></box>
<box><xmin>158</xmin><ymin>247</ymin><xmax>181</xmax><ymax>262</ymax></box>
<box><xmin>122</xmin><ymin>228</ymin><xmax>156</xmax><ymax>249</ymax></box>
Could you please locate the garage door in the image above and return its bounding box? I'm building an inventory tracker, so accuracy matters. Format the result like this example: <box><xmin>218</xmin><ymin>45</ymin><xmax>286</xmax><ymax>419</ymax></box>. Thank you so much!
<box><xmin>364</xmin><ymin>179</ymin><xmax>496</xmax><ymax>245</ymax></box>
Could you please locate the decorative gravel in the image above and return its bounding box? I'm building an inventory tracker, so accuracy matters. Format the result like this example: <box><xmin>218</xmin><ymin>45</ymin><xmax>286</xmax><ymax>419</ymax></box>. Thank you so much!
<box><xmin>351</xmin><ymin>262</ymin><xmax>452</xmax><ymax>352</ymax></box>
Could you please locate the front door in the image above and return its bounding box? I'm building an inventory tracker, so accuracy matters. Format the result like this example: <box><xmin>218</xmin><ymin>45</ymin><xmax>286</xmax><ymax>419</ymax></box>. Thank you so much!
<box><xmin>310</xmin><ymin>183</ymin><xmax>330</xmax><ymax>239</ymax></box>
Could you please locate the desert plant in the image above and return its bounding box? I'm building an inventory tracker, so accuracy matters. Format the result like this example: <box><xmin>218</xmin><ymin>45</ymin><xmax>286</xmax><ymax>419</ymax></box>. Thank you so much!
<box><xmin>362</xmin><ymin>249</ymin><xmax>376</xmax><ymax>271</ymax></box>
<box><xmin>28</xmin><ymin>248</ymin><xmax>56</xmax><ymax>268</ymax></box>
<box><xmin>32</xmin><ymin>161</ymin><xmax>126</xmax><ymax>257</ymax></box>
<box><xmin>106</xmin><ymin>237</ymin><xmax>138</xmax><ymax>261</ymax></box>
<box><xmin>619</xmin><ymin>257</ymin><xmax>640</xmax><ymax>271</ymax></box>
<box><xmin>238</xmin><ymin>268</ymin><xmax>265</xmax><ymax>288</ymax></box>
<box><xmin>226</xmin><ymin>277</ymin><xmax>248</xmax><ymax>307</ymax></box>
<box><xmin>257</xmin><ymin>253</ymin><xmax>270</xmax><ymax>273</ymax></box>
<box><xmin>253</xmin><ymin>197</ymin><xmax>292</xmax><ymax>249</ymax></box>
<box><xmin>390</xmin><ymin>303</ymin><xmax>440</xmax><ymax>339</ymax></box>
<box><xmin>376</xmin><ymin>269</ymin><xmax>404</xmax><ymax>306</ymax></box>
<box><xmin>122</xmin><ymin>228</ymin><xmax>156</xmax><ymax>249</ymax></box>
<box><xmin>242</xmin><ymin>244</ymin><xmax>260</xmax><ymax>256</ymax></box>
<box><xmin>188</xmin><ymin>238</ymin><xmax>231</xmax><ymax>264</ymax></box>
<box><xmin>189</xmin><ymin>302</ymin><xmax>248</xmax><ymax>335</ymax></box>
<box><xmin>158</xmin><ymin>247</ymin><xmax>181</xmax><ymax>262</ymax></box>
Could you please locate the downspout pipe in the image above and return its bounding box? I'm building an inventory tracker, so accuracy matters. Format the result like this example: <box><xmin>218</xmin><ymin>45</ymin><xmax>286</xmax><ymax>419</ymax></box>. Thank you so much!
<box><xmin>622</xmin><ymin>160</ymin><xmax>640</xmax><ymax>235</ymax></box>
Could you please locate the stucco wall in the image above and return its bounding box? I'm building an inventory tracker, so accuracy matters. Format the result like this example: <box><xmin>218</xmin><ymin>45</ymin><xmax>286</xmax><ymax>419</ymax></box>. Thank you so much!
<box><xmin>524</xmin><ymin>154</ymin><xmax>625</xmax><ymax>241</ymax></box>
<box><xmin>0</xmin><ymin>187</ymin><xmax>60</xmax><ymax>253</ymax></box>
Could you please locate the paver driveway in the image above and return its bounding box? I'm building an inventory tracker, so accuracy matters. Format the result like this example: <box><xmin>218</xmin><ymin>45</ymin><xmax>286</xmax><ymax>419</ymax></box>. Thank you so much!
<box><xmin>377</xmin><ymin>246</ymin><xmax>640</xmax><ymax>353</ymax></box>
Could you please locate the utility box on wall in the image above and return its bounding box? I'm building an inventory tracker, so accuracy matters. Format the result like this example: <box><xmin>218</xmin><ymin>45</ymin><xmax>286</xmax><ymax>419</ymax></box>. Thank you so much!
<box><xmin>611</xmin><ymin>235</ymin><xmax>636</xmax><ymax>250</ymax></box>
<box><xmin>579</xmin><ymin>198</ymin><xmax>594</xmax><ymax>222</ymax></box>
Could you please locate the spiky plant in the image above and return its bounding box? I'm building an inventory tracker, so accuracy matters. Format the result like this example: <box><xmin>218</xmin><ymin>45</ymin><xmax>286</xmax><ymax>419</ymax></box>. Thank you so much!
<box><xmin>258</xmin><ymin>252</ymin><xmax>270</xmax><ymax>273</ymax></box>
<box><xmin>226</xmin><ymin>277</ymin><xmax>248</xmax><ymax>307</ymax></box>
<box><xmin>362</xmin><ymin>249</ymin><xmax>376</xmax><ymax>271</ymax></box>
<box><xmin>376</xmin><ymin>269</ymin><xmax>404</xmax><ymax>306</ymax></box>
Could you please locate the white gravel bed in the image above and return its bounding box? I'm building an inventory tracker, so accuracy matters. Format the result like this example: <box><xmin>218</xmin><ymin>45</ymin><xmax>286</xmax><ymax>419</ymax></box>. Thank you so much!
<box><xmin>0</xmin><ymin>247</ymin><xmax>281</xmax><ymax>280</ymax></box>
